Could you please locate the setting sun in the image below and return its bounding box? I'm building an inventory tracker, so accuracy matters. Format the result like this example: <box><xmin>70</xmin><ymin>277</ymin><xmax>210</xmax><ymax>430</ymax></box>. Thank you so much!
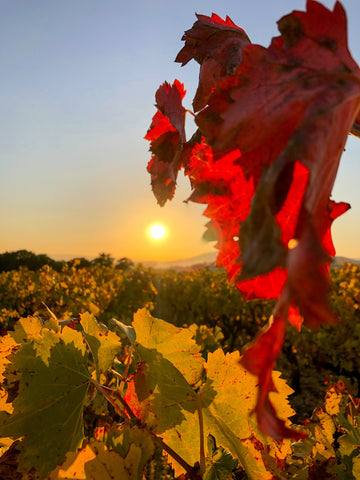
<box><xmin>148</xmin><ymin>223</ymin><xmax>167</xmax><ymax>240</ymax></box>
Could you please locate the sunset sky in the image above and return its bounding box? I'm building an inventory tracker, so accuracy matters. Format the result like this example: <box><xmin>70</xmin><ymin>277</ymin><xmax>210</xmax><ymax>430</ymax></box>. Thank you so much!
<box><xmin>1</xmin><ymin>0</ymin><xmax>360</xmax><ymax>262</ymax></box>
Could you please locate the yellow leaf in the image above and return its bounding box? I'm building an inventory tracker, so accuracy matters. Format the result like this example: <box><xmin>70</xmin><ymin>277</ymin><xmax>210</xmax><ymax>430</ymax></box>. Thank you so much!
<box><xmin>50</xmin><ymin>440</ymin><xmax>143</xmax><ymax>480</ymax></box>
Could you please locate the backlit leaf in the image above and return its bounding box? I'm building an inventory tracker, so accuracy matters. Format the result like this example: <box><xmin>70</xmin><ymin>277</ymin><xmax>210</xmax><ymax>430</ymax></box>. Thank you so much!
<box><xmin>145</xmin><ymin>80</ymin><xmax>187</xmax><ymax>206</ymax></box>
<box><xmin>175</xmin><ymin>13</ymin><xmax>250</xmax><ymax>112</ymax></box>
<box><xmin>124</xmin><ymin>348</ymin><xmax>197</xmax><ymax>433</ymax></box>
<box><xmin>132</xmin><ymin>309</ymin><xmax>204</xmax><ymax>385</ymax></box>
<box><xmin>146</xmin><ymin>0</ymin><xmax>360</xmax><ymax>438</ymax></box>
<box><xmin>80</xmin><ymin>312</ymin><xmax>121</xmax><ymax>376</ymax></box>
<box><xmin>195</xmin><ymin>0</ymin><xmax>359</xmax><ymax>325</ymax></box>
<box><xmin>124</xmin><ymin>311</ymin><xmax>204</xmax><ymax>433</ymax></box>
<box><xmin>0</xmin><ymin>326</ymin><xmax>90</xmax><ymax>479</ymax></box>
<box><xmin>49</xmin><ymin>439</ymin><xmax>143</xmax><ymax>480</ymax></box>
<box><xmin>161</xmin><ymin>348</ymin><xmax>295</xmax><ymax>479</ymax></box>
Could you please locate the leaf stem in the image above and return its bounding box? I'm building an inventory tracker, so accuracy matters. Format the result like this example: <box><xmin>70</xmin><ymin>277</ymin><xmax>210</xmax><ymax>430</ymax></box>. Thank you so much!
<box><xmin>93</xmin><ymin>381</ymin><xmax>137</xmax><ymax>419</ymax></box>
<box><xmin>94</xmin><ymin>380</ymin><xmax>202</xmax><ymax>479</ymax></box>
<box><xmin>119</xmin><ymin>345</ymin><xmax>134</xmax><ymax>393</ymax></box>
<box><xmin>155</xmin><ymin>436</ymin><xmax>202</xmax><ymax>480</ymax></box>
<box><xmin>197</xmin><ymin>393</ymin><xmax>206</xmax><ymax>476</ymax></box>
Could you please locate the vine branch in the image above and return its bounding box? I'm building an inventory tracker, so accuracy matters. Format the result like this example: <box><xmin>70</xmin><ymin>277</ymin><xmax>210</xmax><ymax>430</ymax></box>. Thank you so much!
<box><xmin>95</xmin><ymin>380</ymin><xmax>203</xmax><ymax>480</ymax></box>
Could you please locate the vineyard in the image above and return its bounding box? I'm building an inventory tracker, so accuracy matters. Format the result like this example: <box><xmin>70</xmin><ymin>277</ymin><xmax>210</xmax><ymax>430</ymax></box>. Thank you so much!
<box><xmin>0</xmin><ymin>261</ymin><xmax>360</xmax><ymax>478</ymax></box>
<box><xmin>2</xmin><ymin>0</ymin><xmax>360</xmax><ymax>478</ymax></box>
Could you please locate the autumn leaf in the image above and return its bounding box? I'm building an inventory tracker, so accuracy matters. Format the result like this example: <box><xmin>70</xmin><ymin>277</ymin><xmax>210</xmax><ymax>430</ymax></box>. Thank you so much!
<box><xmin>145</xmin><ymin>80</ymin><xmax>187</xmax><ymax>206</ymax></box>
<box><xmin>123</xmin><ymin>311</ymin><xmax>201</xmax><ymax>433</ymax></box>
<box><xmin>49</xmin><ymin>439</ymin><xmax>146</xmax><ymax>480</ymax></box>
<box><xmin>175</xmin><ymin>13</ymin><xmax>250</xmax><ymax>112</ymax></box>
<box><xmin>160</xmin><ymin>348</ymin><xmax>296</xmax><ymax>479</ymax></box>
<box><xmin>132</xmin><ymin>309</ymin><xmax>204</xmax><ymax>386</ymax></box>
<box><xmin>146</xmin><ymin>0</ymin><xmax>360</xmax><ymax>440</ymax></box>
<box><xmin>195</xmin><ymin>0</ymin><xmax>360</xmax><ymax>311</ymax></box>
<box><xmin>0</xmin><ymin>326</ymin><xmax>91</xmax><ymax>479</ymax></box>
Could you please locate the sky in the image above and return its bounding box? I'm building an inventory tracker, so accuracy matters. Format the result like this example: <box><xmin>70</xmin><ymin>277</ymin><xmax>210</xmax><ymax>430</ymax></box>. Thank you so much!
<box><xmin>1</xmin><ymin>0</ymin><xmax>360</xmax><ymax>262</ymax></box>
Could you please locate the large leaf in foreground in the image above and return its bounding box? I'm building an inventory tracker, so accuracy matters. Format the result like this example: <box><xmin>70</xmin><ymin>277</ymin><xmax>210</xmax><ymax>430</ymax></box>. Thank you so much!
<box><xmin>195</xmin><ymin>0</ymin><xmax>359</xmax><ymax>323</ymax></box>
<box><xmin>161</xmin><ymin>348</ymin><xmax>296</xmax><ymax>479</ymax></box>
<box><xmin>0</xmin><ymin>326</ymin><xmax>90</xmax><ymax>479</ymax></box>
<box><xmin>145</xmin><ymin>0</ymin><xmax>360</xmax><ymax>439</ymax></box>
<box><xmin>124</xmin><ymin>347</ymin><xmax>198</xmax><ymax>434</ymax></box>
<box><xmin>132</xmin><ymin>309</ymin><xmax>204</xmax><ymax>385</ymax></box>
<box><xmin>124</xmin><ymin>310</ymin><xmax>204</xmax><ymax>433</ymax></box>
<box><xmin>175</xmin><ymin>12</ymin><xmax>250</xmax><ymax>112</ymax></box>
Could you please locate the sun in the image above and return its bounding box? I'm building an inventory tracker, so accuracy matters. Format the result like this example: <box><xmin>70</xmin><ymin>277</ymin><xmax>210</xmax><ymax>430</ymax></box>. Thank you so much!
<box><xmin>148</xmin><ymin>223</ymin><xmax>167</xmax><ymax>240</ymax></box>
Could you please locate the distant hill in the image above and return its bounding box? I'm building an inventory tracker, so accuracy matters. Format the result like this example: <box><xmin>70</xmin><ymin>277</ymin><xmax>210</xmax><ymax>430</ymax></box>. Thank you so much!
<box><xmin>6</xmin><ymin>250</ymin><xmax>357</xmax><ymax>271</ymax></box>
<box><xmin>140</xmin><ymin>252</ymin><xmax>360</xmax><ymax>271</ymax></box>
<box><xmin>331</xmin><ymin>256</ymin><xmax>360</xmax><ymax>268</ymax></box>
<box><xmin>139</xmin><ymin>251</ymin><xmax>217</xmax><ymax>270</ymax></box>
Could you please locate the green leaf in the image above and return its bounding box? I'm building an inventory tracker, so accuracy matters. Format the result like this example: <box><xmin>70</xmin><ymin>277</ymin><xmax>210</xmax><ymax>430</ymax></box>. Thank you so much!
<box><xmin>204</xmin><ymin>434</ymin><xmax>239</xmax><ymax>480</ymax></box>
<box><xmin>132</xmin><ymin>309</ymin><xmax>204</xmax><ymax>385</ymax></box>
<box><xmin>124</xmin><ymin>310</ymin><xmax>205</xmax><ymax>433</ymax></box>
<box><xmin>202</xmin><ymin>349</ymin><xmax>293</xmax><ymax>480</ymax></box>
<box><xmin>106</xmin><ymin>424</ymin><xmax>156</xmax><ymax>480</ymax></box>
<box><xmin>80</xmin><ymin>312</ymin><xmax>122</xmax><ymax>376</ymax></box>
<box><xmin>0</xmin><ymin>326</ymin><xmax>91</xmax><ymax>479</ymax></box>
<box><xmin>112</xmin><ymin>317</ymin><xmax>136</xmax><ymax>344</ymax></box>
<box><xmin>127</xmin><ymin>344</ymin><xmax>198</xmax><ymax>433</ymax></box>
<box><xmin>161</xmin><ymin>348</ymin><xmax>294</xmax><ymax>479</ymax></box>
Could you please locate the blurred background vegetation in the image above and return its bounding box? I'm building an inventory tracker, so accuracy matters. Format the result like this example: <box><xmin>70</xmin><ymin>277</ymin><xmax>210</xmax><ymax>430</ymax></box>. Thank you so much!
<box><xmin>0</xmin><ymin>249</ymin><xmax>359</xmax><ymax>421</ymax></box>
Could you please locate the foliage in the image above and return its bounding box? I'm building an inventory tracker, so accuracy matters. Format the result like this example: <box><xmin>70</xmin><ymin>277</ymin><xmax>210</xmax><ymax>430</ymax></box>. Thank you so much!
<box><xmin>1</xmin><ymin>1</ymin><xmax>360</xmax><ymax>478</ymax></box>
<box><xmin>145</xmin><ymin>0</ymin><xmax>360</xmax><ymax>438</ymax></box>
<box><xmin>91</xmin><ymin>253</ymin><xmax>115</xmax><ymax>268</ymax></box>
<box><xmin>279</xmin><ymin>262</ymin><xmax>360</xmax><ymax>421</ymax></box>
<box><xmin>1</xmin><ymin>309</ymin><xmax>359</xmax><ymax>479</ymax></box>
<box><xmin>0</xmin><ymin>310</ymin><xmax>300</xmax><ymax>480</ymax></box>
<box><xmin>0</xmin><ymin>262</ymin><xmax>156</xmax><ymax>331</ymax></box>
<box><xmin>286</xmin><ymin>381</ymin><xmax>360</xmax><ymax>479</ymax></box>
<box><xmin>0</xmin><ymin>250</ymin><xmax>64</xmax><ymax>273</ymax></box>
<box><xmin>1</xmin><ymin>260</ymin><xmax>359</xmax><ymax>420</ymax></box>
<box><xmin>152</xmin><ymin>268</ymin><xmax>272</xmax><ymax>350</ymax></box>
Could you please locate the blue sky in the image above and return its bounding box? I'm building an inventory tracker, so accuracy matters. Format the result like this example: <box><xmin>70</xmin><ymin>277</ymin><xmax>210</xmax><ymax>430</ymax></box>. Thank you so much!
<box><xmin>1</xmin><ymin>0</ymin><xmax>359</xmax><ymax>261</ymax></box>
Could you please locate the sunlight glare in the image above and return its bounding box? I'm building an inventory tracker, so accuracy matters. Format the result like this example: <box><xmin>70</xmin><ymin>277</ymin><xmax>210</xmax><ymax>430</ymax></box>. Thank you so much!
<box><xmin>148</xmin><ymin>223</ymin><xmax>166</xmax><ymax>240</ymax></box>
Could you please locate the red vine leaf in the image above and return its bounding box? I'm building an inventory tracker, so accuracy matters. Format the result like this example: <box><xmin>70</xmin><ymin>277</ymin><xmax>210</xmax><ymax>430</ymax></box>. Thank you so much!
<box><xmin>241</xmin><ymin>317</ymin><xmax>305</xmax><ymax>440</ymax></box>
<box><xmin>146</xmin><ymin>0</ymin><xmax>360</xmax><ymax>440</ymax></box>
<box><xmin>175</xmin><ymin>13</ymin><xmax>250</xmax><ymax>112</ymax></box>
<box><xmin>195</xmin><ymin>0</ymin><xmax>360</xmax><ymax>319</ymax></box>
<box><xmin>123</xmin><ymin>365</ymin><xmax>148</xmax><ymax>422</ymax></box>
<box><xmin>145</xmin><ymin>80</ymin><xmax>187</xmax><ymax>206</ymax></box>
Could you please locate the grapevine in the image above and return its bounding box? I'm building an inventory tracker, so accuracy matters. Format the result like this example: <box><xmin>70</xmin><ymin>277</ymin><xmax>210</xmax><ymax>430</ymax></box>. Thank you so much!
<box><xmin>145</xmin><ymin>0</ymin><xmax>360</xmax><ymax>439</ymax></box>
<box><xmin>1</xmin><ymin>2</ymin><xmax>360</xmax><ymax>479</ymax></box>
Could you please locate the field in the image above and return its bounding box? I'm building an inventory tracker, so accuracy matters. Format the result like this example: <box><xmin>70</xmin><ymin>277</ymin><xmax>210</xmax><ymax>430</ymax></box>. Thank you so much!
<box><xmin>1</xmin><ymin>260</ymin><xmax>359</xmax><ymax>420</ymax></box>
<box><xmin>1</xmin><ymin>260</ymin><xmax>360</xmax><ymax>479</ymax></box>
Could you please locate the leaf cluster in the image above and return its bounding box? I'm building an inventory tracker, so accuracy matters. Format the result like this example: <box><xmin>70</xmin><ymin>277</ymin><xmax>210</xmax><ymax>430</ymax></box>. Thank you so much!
<box><xmin>0</xmin><ymin>309</ymin><xmax>300</xmax><ymax>480</ymax></box>
<box><xmin>145</xmin><ymin>0</ymin><xmax>360</xmax><ymax>438</ymax></box>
